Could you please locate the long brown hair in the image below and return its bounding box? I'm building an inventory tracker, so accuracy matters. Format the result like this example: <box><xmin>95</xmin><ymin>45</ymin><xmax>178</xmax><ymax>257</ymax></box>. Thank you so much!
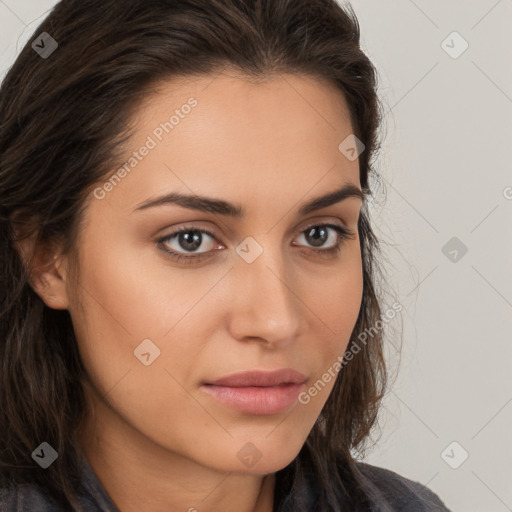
<box><xmin>0</xmin><ymin>0</ymin><xmax>393</xmax><ymax>509</ymax></box>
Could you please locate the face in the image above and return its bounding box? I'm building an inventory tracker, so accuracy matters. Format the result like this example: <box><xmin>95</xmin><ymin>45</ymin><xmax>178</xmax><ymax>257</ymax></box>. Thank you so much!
<box><xmin>62</xmin><ymin>70</ymin><xmax>364</xmax><ymax>475</ymax></box>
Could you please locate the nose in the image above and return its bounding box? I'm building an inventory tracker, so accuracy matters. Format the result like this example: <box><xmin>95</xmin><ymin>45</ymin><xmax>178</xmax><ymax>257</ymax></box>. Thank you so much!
<box><xmin>226</xmin><ymin>241</ymin><xmax>302</xmax><ymax>348</ymax></box>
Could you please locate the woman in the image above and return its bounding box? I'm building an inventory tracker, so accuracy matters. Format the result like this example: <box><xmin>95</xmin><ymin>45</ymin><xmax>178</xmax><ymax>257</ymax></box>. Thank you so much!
<box><xmin>0</xmin><ymin>0</ymin><xmax>451</xmax><ymax>510</ymax></box>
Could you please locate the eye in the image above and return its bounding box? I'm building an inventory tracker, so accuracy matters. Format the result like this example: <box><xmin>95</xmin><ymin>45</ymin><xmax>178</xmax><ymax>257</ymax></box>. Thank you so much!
<box><xmin>294</xmin><ymin>223</ymin><xmax>355</xmax><ymax>251</ymax></box>
<box><xmin>157</xmin><ymin>226</ymin><xmax>220</xmax><ymax>263</ymax></box>
<box><xmin>157</xmin><ymin>223</ymin><xmax>356</xmax><ymax>264</ymax></box>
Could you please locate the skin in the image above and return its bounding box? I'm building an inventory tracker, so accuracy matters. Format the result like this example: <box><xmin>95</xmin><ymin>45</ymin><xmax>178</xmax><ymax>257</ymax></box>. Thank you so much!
<box><xmin>23</xmin><ymin>70</ymin><xmax>364</xmax><ymax>512</ymax></box>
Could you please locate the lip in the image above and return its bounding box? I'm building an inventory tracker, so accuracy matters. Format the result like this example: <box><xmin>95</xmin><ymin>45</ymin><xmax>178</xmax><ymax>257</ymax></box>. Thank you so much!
<box><xmin>205</xmin><ymin>368</ymin><xmax>307</xmax><ymax>387</ymax></box>
<box><xmin>201</xmin><ymin>368</ymin><xmax>307</xmax><ymax>415</ymax></box>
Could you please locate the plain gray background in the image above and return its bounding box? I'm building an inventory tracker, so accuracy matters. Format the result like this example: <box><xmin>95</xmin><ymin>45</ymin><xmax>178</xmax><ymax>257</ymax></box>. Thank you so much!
<box><xmin>1</xmin><ymin>1</ymin><xmax>511</xmax><ymax>511</ymax></box>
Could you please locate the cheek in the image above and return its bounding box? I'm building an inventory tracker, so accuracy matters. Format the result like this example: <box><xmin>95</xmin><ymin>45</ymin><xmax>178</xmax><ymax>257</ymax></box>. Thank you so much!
<box><xmin>68</xmin><ymin>239</ymin><xmax>227</xmax><ymax>393</ymax></box>
<box><xmin>68</xmin><ymin>245</ymin><xmax>212</xmax><ymax>444</ymax></box>
<box><xmin>333</xmin><ymin>245</ymin><xmax>363</xmax><ymax>322</ymax></box>
<box><xmin>299</xmin><ymin>249</ymin><xmax>363</xmax><ymax>394</ymax></box>
<box><xmin>306</xmin><ymin>248</ymin><xmax>363</xmax><ymax>340</ymax></box>
<box><xmin>72</xmin><ymin>234</ymin><xmax>222</xmax><ymax>338</ymax></box>
<box><xmin>295</xmin><ymin>281</ymin><xmax>362</xmax><ymax>417</ymax></box>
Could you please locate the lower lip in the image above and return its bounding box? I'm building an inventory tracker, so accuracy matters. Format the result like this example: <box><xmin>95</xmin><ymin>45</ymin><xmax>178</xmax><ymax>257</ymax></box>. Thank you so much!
<box><xmin>201</xmin><ymin>383</ymin><xmax>306</xmax><ymax>415</ymax></box>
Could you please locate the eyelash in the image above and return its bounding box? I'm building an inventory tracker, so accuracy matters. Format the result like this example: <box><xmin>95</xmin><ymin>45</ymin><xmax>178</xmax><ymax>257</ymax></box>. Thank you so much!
<box><xmin>156</xmin><ymin>222</ymin><xmax>356</xmax><ymax>264</ymax></box>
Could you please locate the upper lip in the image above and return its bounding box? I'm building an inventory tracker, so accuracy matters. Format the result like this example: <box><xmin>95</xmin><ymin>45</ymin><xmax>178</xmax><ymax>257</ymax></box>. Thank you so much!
<box><xmin>204</xmin><ymin>368</ymin><xmax>307</xmax><ymax>387</ymax></box>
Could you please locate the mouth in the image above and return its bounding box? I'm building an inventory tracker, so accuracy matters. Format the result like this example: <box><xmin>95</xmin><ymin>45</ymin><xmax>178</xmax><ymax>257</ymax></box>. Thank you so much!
<box><xmin>201</xmin><ymin>368</ymin><xmax>307</xmax><ymax>415</ymax></box>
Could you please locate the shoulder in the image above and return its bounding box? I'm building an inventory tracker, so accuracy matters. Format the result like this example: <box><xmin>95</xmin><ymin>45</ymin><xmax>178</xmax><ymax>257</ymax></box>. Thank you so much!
<box><xmin>0</xmin><ymin>456</ymin><xmax>118</xmax><ymax>512</ymax></box>
<box><xmin>0</xmin><ymin>482</ymin><xmax>60</xmax><ymax>511</ymax></box>
<box><xmin>352</xmin><ymin>461</ymin><xmax>452</xmax><ymax>511</ymax></box>
<box><xmin>0</xmin><ymin>482</ymin><xmax>110</xmax><ymax>512</ymax></box>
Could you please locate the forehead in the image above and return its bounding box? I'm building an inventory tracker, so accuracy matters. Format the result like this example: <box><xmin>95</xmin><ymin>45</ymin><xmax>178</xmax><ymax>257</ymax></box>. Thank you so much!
<box><xmin>85</xmin><ymin>70</ymin><xmax>360</xmax><ymax>219</ymax></box>
<box><xmin>135</xmin><ymin>70</ymin><xmax>354</xmax><ymax>140</ymax></box>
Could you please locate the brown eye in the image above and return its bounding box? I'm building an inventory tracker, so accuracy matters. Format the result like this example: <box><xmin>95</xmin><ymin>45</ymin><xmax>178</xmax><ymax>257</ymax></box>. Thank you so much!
<box><xmin>157</xmin><ymin>226</ymin><xmax>222</xmax><ymax>263</ymax></box>
<box><xmin>294</xmin><ymin>223</ymin><xmax>356</xmax><ymax>251</ymax></box>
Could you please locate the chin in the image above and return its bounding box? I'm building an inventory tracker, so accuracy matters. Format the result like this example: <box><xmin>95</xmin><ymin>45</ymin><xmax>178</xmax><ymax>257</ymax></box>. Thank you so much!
<box><xmin>201</xmin><ymin>431</ymin><xmax>306</xmax><ymax>475</ymax></box>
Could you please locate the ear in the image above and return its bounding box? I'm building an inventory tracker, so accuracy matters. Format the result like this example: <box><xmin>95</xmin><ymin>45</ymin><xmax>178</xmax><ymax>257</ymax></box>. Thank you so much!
<box><xmin>13</xmin><ymin>229</ymin><xmax>70</xmax><ymax>310</ymax></box>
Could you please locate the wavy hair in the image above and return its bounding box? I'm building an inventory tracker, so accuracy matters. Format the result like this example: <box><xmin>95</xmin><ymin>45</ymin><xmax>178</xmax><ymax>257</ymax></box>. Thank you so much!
<box><xmin>0</xmin><ymin>0</ymin><xmax>394</xmax><ymax>509</ymax></box>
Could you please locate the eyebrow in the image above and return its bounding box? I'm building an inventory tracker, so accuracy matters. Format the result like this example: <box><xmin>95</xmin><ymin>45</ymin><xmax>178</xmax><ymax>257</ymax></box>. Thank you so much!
<box><xmin>131</xmin><ymin>182</ymin><xmax>365</xmax><ymax>217</ymax></box>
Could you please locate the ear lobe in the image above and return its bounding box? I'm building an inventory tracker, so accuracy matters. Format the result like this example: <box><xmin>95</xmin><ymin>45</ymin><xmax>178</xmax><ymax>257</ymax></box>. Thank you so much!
<box><xmin>32</xmin><ymin>253</ymin><xmax>70</xmax><ymax>310</ymax></box>
<box><xmin>14</xmin><ymin>231</ymin><xmax>70</xmax><ymax>311</ymax></box>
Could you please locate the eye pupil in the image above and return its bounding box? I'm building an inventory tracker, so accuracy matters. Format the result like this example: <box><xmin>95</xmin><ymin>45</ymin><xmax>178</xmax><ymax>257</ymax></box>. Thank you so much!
<box><xmin>306</xmin><ymin>226</ymin><xmax>328</xmax><ymax>247</ymax></box>
<box><xmin>179</xmin><ymin>230</ymin><xmax>202</xmax><ymax>251</ymax></box>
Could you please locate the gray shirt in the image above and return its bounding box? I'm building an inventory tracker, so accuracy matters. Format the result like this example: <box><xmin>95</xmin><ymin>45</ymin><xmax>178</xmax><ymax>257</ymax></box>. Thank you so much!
<box><xmin>1</xmin><ymin>454</ymin><xmax>452</xmax><ymax>511</ymax></box>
